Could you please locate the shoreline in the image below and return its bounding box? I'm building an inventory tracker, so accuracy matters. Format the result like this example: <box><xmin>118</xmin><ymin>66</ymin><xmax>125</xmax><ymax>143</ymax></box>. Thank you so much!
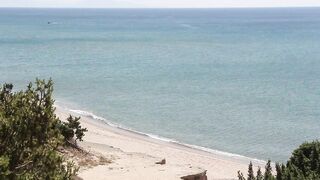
<box><xmin>56</xmin><ymin>105</ymin><xmax>265</xmax><ymax>179</ymax></box>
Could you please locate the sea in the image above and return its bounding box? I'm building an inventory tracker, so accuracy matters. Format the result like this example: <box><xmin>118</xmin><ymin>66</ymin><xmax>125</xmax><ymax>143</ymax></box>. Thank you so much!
<box><xmin>0</xmin><ymin>7</ymin><xmax>320</xmax><ymax>162</ymax></box>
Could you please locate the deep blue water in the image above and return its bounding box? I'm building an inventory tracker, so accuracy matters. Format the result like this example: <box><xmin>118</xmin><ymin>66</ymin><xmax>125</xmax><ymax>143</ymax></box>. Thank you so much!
<box><xmin>1</xmin><ymin>8</ymin><xmax>320</xmax><ymax>161</ymax></box>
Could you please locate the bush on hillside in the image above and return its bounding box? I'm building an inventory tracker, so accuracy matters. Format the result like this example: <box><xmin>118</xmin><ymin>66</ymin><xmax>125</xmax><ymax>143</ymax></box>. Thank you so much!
<box><xmin>59</xmin><ymin>115</ymin><xmax>88</xmax><ymax>144</ymax></box>
<box><xmin>238</xmin><ymin>141</ymin><xmax>320</xmax><ymax>180</ymax></box>
<box><xmin>0</xmin><ymin>79</ymin><xmax>85</xmax><ymax>179</ymax></box>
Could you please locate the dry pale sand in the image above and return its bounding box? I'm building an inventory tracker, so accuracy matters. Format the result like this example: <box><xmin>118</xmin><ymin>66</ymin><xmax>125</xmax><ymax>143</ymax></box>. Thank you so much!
<box><xmin>56</xmin><ymin>107</ymin><xmax>265</xmax><ymax>180</ymax></box>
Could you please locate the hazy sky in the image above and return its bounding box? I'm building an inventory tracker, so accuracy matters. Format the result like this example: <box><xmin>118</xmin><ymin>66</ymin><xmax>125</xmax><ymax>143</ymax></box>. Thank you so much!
<box><xmin>1</xmin><ymin>0</ymin><xmax>320</xmax><ymax>8</ymax></box>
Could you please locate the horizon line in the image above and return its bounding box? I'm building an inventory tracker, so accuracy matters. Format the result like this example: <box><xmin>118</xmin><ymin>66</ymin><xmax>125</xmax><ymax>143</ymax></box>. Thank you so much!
<box><xmin>0</xmin><ymin>6</ymin><xmax>320</xmax><ymax>9</ymax></box>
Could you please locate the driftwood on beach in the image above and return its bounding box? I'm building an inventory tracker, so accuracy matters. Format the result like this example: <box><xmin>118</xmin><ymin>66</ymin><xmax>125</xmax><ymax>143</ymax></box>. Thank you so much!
<box><xmin>180</xmin><ymin>170</ymin><xmax>207</xmax><ymax>180</ymax></box>
<box><xmin>155</xmin><ymin>158</ymin><xmax>166</xmax><ymax>165</ymax></box>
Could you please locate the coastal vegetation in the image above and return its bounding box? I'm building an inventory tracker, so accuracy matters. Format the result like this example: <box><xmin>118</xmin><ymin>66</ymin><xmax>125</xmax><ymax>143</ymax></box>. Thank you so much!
<box><xmin>238</xmin><ymin>141</ymin><xmax>320</xmax><ymax>180</ymax></box>
<box><xmin>0</xmin><ymin>79</ymin><xmax>319</xmax><ymax>180</ymax></box>
<box><xmin>0</xmin><ymin>79</ymin><xmax>87</xmax><ymax>179</ymax></box>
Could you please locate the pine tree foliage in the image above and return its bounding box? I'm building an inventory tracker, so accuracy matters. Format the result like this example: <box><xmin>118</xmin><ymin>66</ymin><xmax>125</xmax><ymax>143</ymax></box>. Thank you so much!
<box><xmin>264</xmin><ymin>160</ymin><xmax>273</xmax><ymax>180</ymax></box>
<box><xmin>248</xmin><ymin>161</ymin><xmax>255</xmax><ymax>180</ymax></box>
<box><xmin>256</xmin><ymin>167</ymin><xmax>263</xmax><ymax>180</ymax></box>
<box><xmin>0</xmin><ymin>79</ymin><xmax>84</xmax><ymax>179</ymax></box>
<box><xmin>238</xmin><ymin>171</ymin><xmax>246</xmax><ymax>180</ymax></box>
<box><xmin>285</xmin><ymin>141</ymin><xmax>320</xmax><ymax>179</ymax></box>
<box><xmin>275</xmin><ymin>163</ymin><xmax>283</xmax><ymax>180</ymax></box>
<box><xmin>59</xmin><ymin>115</ymin><xmax>88</xmax><ymax>143</ymax></box>
<box><xmin>238</xmin><ymin>141</ymin><xmax>320</xmax><ymax>180</ymax></box>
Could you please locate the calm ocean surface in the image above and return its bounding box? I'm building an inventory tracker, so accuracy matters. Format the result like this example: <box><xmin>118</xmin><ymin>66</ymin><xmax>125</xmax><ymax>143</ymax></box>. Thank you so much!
<box><xmin>1</xmin><ymin>8</ymin><xmax>320</xmax><ymax>161</ymax></box>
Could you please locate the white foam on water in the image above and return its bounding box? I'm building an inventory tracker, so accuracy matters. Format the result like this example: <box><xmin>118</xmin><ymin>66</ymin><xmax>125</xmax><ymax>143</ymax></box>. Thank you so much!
<box><xmin>61</xmin><ymin>106</ymin><xmax>266</xmax><ymax>165</ymax></box>
<box><xmin>180</xmin><ymin>23</ymin><xmax>198</xmax><ymax>29</ymax></box>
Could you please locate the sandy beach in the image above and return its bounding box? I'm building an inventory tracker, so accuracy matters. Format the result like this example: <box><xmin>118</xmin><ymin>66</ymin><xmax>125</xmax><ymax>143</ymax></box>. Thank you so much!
<box><xmin>56</xmin><ymin>107</ymin><xmax>265</xmax><ymax>180</ymax></box>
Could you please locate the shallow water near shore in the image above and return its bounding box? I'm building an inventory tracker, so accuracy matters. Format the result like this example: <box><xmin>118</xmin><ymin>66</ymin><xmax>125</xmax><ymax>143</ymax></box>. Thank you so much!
<box><xmin>1</xmin><ymin>8</ymin><xmax>320</xmax><ymax>162</ymax></box>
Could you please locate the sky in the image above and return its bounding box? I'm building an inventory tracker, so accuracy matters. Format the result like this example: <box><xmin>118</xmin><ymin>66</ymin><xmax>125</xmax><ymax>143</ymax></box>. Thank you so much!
<box><xmin>1</xmin><ymin>0</ymin><xmax>320</xmax><ymax>8</ymax></box>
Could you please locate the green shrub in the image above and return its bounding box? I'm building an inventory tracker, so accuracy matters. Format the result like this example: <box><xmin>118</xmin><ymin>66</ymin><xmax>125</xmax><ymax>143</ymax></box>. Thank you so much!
<box><xmin>0</xmin><ymin>79</ymin><xmax>82</xmax><ymax>179</ymax></box>
<box><xmin>59</xmin><ymin>115</ymin><xmax>88</xmax><ymax>144</ymax></box>
<box><xmin>238</xmin><ymin>141</ymin><xmax>320</xmax><ymax>180</ymax></box>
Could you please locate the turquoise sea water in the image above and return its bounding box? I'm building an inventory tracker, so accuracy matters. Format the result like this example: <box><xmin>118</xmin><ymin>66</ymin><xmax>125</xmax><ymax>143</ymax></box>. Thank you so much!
<box><xmin>1</xmin><ymin>8</ymin><xmax>320</xmax><ymax>161</ymax></box>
